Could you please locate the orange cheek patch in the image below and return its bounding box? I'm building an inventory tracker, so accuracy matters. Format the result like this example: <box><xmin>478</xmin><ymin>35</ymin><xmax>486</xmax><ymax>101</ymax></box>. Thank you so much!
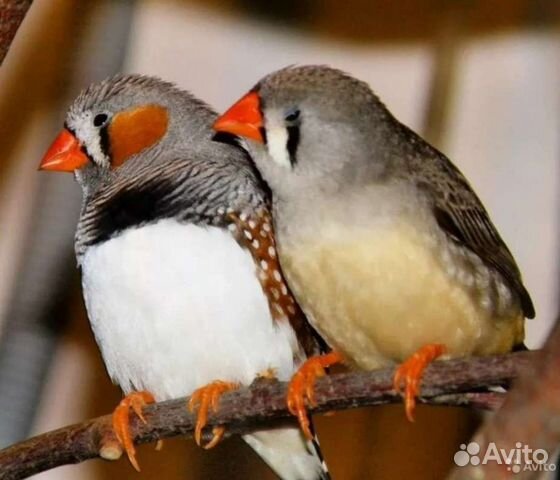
<box><xmin>109</xmin><ymin>104</ymin><xmax>169</xmax><ymax>167</ymax></box>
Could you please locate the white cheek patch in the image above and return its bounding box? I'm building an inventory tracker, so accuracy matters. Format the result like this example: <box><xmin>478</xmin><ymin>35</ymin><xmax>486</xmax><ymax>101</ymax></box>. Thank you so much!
<box><xmin>67</xmin><ymin>113</ymin><xmax>109</xmax><ymax>167</ymax></box>
<box><xmin>266</xmin><ymin>126</ymin><xmax>291</xmax><ymax>169</ymax></box>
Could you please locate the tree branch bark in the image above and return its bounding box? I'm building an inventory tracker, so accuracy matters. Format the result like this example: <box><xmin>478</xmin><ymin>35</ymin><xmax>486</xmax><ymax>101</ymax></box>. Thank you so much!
<box><xmin>448</xmin><ymin>320</ymin><xmax>560</xmax><ymax>480</ymax></box>
<box><xmin>0</xmin><ymin>0</ymin><xmax>33</xmax><ymax>65</ymax></box>
<box><xmin>0</xmin><ymin>351</ymin><xmax>534</xmax><ymax>480</ymax></box>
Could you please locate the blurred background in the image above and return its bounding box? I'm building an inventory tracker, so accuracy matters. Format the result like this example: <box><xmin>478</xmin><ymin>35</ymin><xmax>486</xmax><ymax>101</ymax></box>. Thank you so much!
<box><xmin>0</xmin><ymin>0</ymin><xmax>558</xmax><ymax>478</ymax></box>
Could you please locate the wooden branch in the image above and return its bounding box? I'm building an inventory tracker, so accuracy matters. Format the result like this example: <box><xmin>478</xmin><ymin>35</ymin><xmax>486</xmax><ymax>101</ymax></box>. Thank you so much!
<box><xmin>0</xmin><ymin>0</ymin><xmax>33</xmax><ymax>65</ymax></box>
<box><xmin>0</xmin><ymin>351</ymin><xmax>533</xmax><ymax>480</ymax></box>
<box><xmin>448</xmin><ymin>320</ymin><xmax>560</xmax><ymax>480</ymax></box>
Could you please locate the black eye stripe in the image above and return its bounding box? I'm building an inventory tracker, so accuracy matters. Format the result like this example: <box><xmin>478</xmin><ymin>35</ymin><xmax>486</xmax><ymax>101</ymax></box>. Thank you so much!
<box><xmin>92</xmin><ymin>113</ymin><xmax>111</xmax><ymax>162</ymax></box>
<box><xmin>257</xmin><ymin>96</ymin><xmax>267</xmax><ymax>145</ymax></box>
<box><xmin>99</xmin><ymin>124</ymin><xmax>110</xmax><ymax>161</ymax></box>
<box><xmin>80</xmin><ymin>143</ymin><xmax>94</xmax><ymax>163</ymax></box>
<box><xmin>63</xmin><ymin>122</ymin><xmax>95</xmax><ymax>163</ymax></box>
<box><xmin>286</xmin><ymin>125</ymin><xmax>299</xmax><ymax>167</ymax></box>
<box><xmin>63</xmin><ymin>121</ymin><xmax>109</xmax><ymax>164</ymax></box>
<box><xmin>259</xmin><ymin>126</ymin><xmax>267</xmax><ymax>145</ymax></box>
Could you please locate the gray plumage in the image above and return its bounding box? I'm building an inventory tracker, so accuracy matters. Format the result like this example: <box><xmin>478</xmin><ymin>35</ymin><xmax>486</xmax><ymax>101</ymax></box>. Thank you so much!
<box><xmin>67</xmin><ymin>74</ymin><xmax>266</xmax><ymax>259</ymax></box>
<box><xmin>246</xmin><ymin>64</ymin><xmax>534</xmax><ymax>320</ymax></box>
<box><xmin>57</xmin><ymin>74</ymin><xmax>330</xmax><ymax>480</ymax></box>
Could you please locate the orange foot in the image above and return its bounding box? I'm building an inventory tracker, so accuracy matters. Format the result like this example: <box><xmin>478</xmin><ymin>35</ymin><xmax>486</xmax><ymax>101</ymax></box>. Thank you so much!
<box><xmin>287</xmin><ymin>351</ymin><xmax>344</xmax><ymax>439</ymax></box>
<box><xmin>393</xmin><ymin>344</ymin><xmax>447</xmax><ymax>422</ymax></box>
<box><xmin>188</xmin><ymin>381</ymin><xmax>239</xmax><ymax>449</ymax></box>
<box><xmin>112</xmin><ymin>390</ymin><xmax>156</xmax><ymax>471</ymax></box>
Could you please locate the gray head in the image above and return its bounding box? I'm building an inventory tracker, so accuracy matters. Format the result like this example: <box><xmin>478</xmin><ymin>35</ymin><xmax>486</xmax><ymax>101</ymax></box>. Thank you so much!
<box><xmin>40</xmin><ymin>74</ymin><xmax>222</xmax><ymax>197</ymax></box>
<box><xmin>214</xmin><ymin>65</ymin><xmax>403</xmax><ymax>200</ymax></box>
<box><xmin>40</xmin><ymin>74</ymin><xmax>268</xmax><ymax>257</ymax></box>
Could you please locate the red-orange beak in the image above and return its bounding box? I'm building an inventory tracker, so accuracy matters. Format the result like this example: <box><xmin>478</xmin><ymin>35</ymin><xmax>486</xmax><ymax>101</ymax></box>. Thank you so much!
<box><xmin>213</xmin><ymin>91</ymin><xmax>264</xmax><ymax>143</ymax></box>
<box><xmin>39</xmin><ymin>129</ymin><xmax>89</xmax><ymax>172</ymax></box>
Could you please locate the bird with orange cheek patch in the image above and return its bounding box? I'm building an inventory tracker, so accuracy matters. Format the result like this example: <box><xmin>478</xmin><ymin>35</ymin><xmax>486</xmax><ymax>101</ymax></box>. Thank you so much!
<box><xmin>40</xmin><ymin>74</ymin><xmax>331</xmax><ymax>480</ymax></box>
<box><xmin>214</xmin><ymin>65</ymin><xmax>534</xmax><ymax>439</ymax></box>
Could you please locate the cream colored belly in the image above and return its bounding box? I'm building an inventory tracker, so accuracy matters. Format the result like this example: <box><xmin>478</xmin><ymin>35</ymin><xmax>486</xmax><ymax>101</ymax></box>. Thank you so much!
<box><xmin>279</xmin><ymin>222</ymin><xmax>524</xmax><ymax>370</ymax></box>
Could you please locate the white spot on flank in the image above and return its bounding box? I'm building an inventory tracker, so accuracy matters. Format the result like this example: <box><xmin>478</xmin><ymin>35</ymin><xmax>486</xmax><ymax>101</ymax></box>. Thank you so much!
<box><xmin>260</xmin><ymin>260</ymin><xmax>269</xmax><ymax>271</ymax></box>
<box><xmin>480</xmin><ymin>293</ymin><xmax>493</xmax><ymax>312</ymax></box>
<box><xmin>273</xmin><ymin>270</ymin><xmax>282</xmax><ymax>282</ymax></box>
<box><xmin>248</xmin><ymin>220</ymin><xmax>256</xmax><ymax>229</ymax></box>
<box><xmin>244</xmin><ymin>230</ymin><xmax>253</xmax><ymax>240</ymax></box>
<box><xmin>497</xmin><ymin>280</ymin><xmax>512</xmax><ymax>306</ymax></box>
<box><xmin>273</xmin><ymin>303</ymin><xmax>285</xmax><ymax>315</ymax></box>
<box><xmin>239</xmin><ymin>212</ymin><xmax>248</xmax><ymax>222</ymax></box>
<box><xmin>263</xmin><ymin>223</ymin><xmax>271</xmax><ymax>233</ymax></box>
<box><xmin>268</xmin><ymin>246</ymin><xmax>276</xmax><ymax>258</ymax></box>
<box><xmin>281</xmin><ymin>285</ymin><xmax>288</xmax><ymax>295</ymax></box>
<box><xmin>252</xmin><ymin>239</ymin><xmax>260</xmax><ymax>249</ymax></box>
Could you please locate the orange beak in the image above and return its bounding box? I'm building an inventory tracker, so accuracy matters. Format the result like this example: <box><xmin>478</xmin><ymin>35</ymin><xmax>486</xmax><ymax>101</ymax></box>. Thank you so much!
<box><xmin>213</xmin><ymin>91</ymin><xmax>264</xmax><ymax>143</ymax></box>
<box><xmin>39</xmin><ymin>129</ymin><xmax>89</xmax><ymax>172</ymax></box>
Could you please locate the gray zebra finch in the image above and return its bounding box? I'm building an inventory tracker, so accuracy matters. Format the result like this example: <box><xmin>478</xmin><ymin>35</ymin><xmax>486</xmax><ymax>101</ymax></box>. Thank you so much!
<box><xmin>214</xmin><ymin>65</ymin><xmax>534</xmax><ymax>437</ymax></box>
<box><xmin>40</xmin><ymin>74</ymin><xmax>330</xmax><ymax>480</ymax></box>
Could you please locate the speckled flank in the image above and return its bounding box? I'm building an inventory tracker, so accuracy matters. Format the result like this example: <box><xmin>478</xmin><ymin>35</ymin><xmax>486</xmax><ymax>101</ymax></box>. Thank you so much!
<box><xmin>229</xmin><ymin>209</ymin><xmax>319</xmax><ymax>359</ymax></box>
<box><xmin>65</xmin><ymin>72</ymin><xmax>330</xmax><ymax>480</ymax></box>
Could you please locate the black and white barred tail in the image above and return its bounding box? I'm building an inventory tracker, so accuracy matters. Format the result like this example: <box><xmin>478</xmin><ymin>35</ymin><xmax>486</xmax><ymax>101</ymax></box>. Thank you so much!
<box><xmin>243</xmin><ymin>419</ymin><xmax>330</xmax><ymax>480</ymax></box>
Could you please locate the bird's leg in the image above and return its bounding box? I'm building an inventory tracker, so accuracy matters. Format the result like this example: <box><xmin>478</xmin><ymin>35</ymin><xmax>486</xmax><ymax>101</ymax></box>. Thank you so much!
<box><xmin>287</xmin><ymin>351</ymin><xmax>344</xmax><ymax>439</ymax></box>
<box><xmin>188</xmin><ymin>380</ymin><xmax>239</xmax><ymax>449</ymax></box>
<box><xmin>393</xmin><ymin>344</ymin><xmax>447</xmax><ymax>421</ymax></box>
<box><xmin>112</xmin><ymin>390</ymin><xmax>156</xmax><ymax>471</ymax></box>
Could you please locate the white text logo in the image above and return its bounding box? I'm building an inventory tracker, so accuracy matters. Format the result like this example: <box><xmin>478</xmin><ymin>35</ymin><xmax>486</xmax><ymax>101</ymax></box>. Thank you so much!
<box><xmin>453</xmin><ymin>442</ymin><xmax>555</xmax><ymax>474</ymax></box>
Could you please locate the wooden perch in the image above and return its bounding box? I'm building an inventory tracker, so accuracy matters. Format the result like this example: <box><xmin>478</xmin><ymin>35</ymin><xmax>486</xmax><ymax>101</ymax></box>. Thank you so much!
<box><xmin>0</xmin><ymin>0</ymin><xmax>33</xmax><ymax>65</ymax></box>
<box><xmin>0</xmin><ymin>351</ymin><xmax>534</xmax><ymax>480</ymax></box>
<box><xmin>448</xmin><ymin>319</ymin><xmax>560</xmax><ymax>480</ymax></box>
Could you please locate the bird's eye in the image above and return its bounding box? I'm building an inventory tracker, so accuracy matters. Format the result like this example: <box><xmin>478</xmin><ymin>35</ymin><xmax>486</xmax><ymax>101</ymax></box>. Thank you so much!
<box><xmin>93</xmin><ymin>113</ymin><xmax>109</xmax><ymax>128</ymax></box>
<box><xmin>284</xmin><ymin>108</ymin><xmax>300</xmax><ymax>123</ymax></box>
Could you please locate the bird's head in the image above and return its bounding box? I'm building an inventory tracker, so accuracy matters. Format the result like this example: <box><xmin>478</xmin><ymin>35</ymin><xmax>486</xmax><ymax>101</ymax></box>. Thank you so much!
<box><xmin>214</xmin><ymin>65</ymin><xmax>395</xmax><ymax>200</ymax></box>
<box><xmin>40</xmin><ymin>74</ymin><xmax>215</xmax><ymax>196</ymax></box>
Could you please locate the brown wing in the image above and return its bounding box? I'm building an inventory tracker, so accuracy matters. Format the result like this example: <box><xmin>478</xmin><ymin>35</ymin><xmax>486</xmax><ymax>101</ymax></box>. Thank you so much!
<box><xmin>415</xmin><ymin>152</ymin><xmax>535</xmax><ymax>319</ymax></box>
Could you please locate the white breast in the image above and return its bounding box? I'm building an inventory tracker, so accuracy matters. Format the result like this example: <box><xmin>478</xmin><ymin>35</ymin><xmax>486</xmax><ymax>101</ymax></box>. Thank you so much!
<box><xmin>80</xmin><ymin>219</ymin><xmax>299</xmax><ymax>401</ymax></box>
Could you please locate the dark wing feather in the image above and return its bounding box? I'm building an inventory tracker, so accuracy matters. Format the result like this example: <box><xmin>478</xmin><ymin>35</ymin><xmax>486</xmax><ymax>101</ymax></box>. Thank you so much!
<box><xmin>414</xmin><ymin>152</ymin><xmax>534</xmax><ymax>319</ymax></box>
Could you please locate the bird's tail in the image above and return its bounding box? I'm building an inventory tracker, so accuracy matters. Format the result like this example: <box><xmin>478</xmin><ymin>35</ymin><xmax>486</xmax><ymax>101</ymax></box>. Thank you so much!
<box><xmin>243</xmin><ymin>419</ymin><xmax>330</xmax><ymax>480</ymax></box>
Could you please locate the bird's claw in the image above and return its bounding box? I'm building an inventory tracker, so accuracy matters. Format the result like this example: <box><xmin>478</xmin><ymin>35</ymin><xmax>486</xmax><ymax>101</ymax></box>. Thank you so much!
<box><xmin>287</xmin><ymin>351</ymin><xmax>343</xmax><ymax>439</ymax></box>
<box><xmin>112</xmin><ymin>390</ymin><xmax>156</xmax><ymax>471</ymax></box>
<box><xmin>393</xmin><ymin>344</ymin><xmax>446</xmax><ymax>421</ymax></box>
<box><xmin>188</xmin><ymin>381</ymin><xmax>238</xmax><ymax>448</ymax></box>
